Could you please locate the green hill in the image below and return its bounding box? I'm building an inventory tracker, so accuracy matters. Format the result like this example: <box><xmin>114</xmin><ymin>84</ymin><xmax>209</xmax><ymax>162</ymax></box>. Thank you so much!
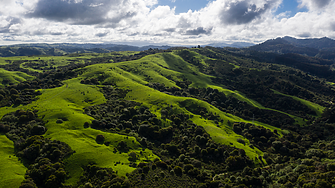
<box><xmin>1</xmin><ymin>47</ymin><xmax>335</xmax><ymax>188</ymax></box>
<box><xmin>0</xmin><ymin>68</ymin><xmax>34</xmax><ymax>87</ymax></box>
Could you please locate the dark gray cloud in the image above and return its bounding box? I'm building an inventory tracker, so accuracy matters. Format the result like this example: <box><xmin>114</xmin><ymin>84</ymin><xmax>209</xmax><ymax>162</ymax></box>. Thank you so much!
<box><xmin>220</xmin><ymin>0</ymin><xmax>277</xmax><ymax>25</ymax></box>
<box><xmin>298</xmin><ymin>32</ymin><xmax>311</xmax><ymax>38</ymax></box>
<box><xmin>129</xmin><ymin>32</ymin><xmax>139</xmax><ymax>36</ymax></box>
<box><xmin>50</xmin><ymin>32</ymin><xmax>64</xmax><ymax>35</ymax></box>
<box><xmin>312</xmin><ymin>0</ymin><xmax>331</xmax><ymax>8</ymax></box>
<box><xmin>28</xmin><ymin>30</ymin><xmax>68</xmax><ymax>36</ymax></box>
<box><xmin>331</xmin><ymin>22</ymin><xmax>335</xmax><ymax>31</ymax></box>
<box><xmin>95</xmin><ymin>31</ymin><xmax>109</xmax><ymax>37</ymax></box>
<box><xmin>26</xmin><ymin>0</ymin><xmax>134</xmax><ymax>25</ymax></box>
<box><xmin>0</xmin><ymin>17</ymin><xmax>21</xmax><ymax>33</ymax></box>
<box><xmin>184</xmin><ymin>27</ymin><xmax>212</xmax><ymax>35</ymax></box>
<box><xmin>164</xmin><ymin>28</ymin><xmax>176</xmax><ymax>32</ymax></box>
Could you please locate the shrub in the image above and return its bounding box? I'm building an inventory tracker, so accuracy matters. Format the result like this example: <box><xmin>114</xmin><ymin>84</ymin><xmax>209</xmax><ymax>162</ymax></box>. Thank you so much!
<box><xmin>56</xmin><ymin>119</ymin><xmax>63</xmax><ymax>124</ymax></box>
<box><xmin>30</xmin><ymin>125</ymin><xmax>46</xmax><ymax>135</ymax></box>
<box><xmin>0</xmin><ymin>123</ymin><xmax>10</xmax><ymax>133</ymax></box>
<box><xmin>128</xmin><ymin>151</ymin><xmax>137</xmax><ymax>161</ymax></box>
<box><xmin>293</xmin><ymin>164</ymin><xmax>308</xmax><ymax>173</ymax></box>
<box><xmin>117</xmin><ymin>141</ymin><xmax>128</xmax><ymax>152</ymax></box>
<box><xmin>301</xmin><ymin>158</ymin><xmax>314</xmax><ymax>166</ymax></box>
<box><xmin>155</xmin><ymin>161</ymin><xmax>168</xmax><ymax>169</ymax></box>
<box><xmin>19</xmin><ymin>182</ymin><xmax>37</xmax><ymax>188</ymax></box>
<box><xmin>174</xmin><ymin>166</ymin><xmax>183</xmax><ymax>176</ymax></box>
<box><xmin>327</xmin><ymin>163</ymin><xmax>335</xmax><ymax>171</ymax></box>
<box><xmin>239</xmin><ymin>149</ymin><xmax>246</xmax><ymax>157</ymax></box>
<box><xmin>142</xmin><ymin>166</ymin><xmax>150</xmax><ymax>174</ymax></box>
<box><xmin>305</xmin><ymin>149</ymin><xmax>324</xmax><ymax>158</ymax></box>
<box><xmin>15</xmin><ymin>98</ymin><xmax>22</xmax><ymax>105</ymax></box>
<box><xmin>151</xmin><ymin>164</ymin><xmax>156</xmax><ymax>170</ymax></box>
<box><xmin>83</xmin><ymin>182</ymin><xmax>94</xmax><ymax>188</ymax></box>
<box><xmin>96</xmin><ymin>134</ymin><xmax>105</xmax><ymax>144</ymax></box>
<box><xmin>10</xmin><ymin>88</ymin><xmax>19</xmax><ymax>95</ymax></box>
<box><xmin>315</xmin><ymin>179</ymin><xmax>332</xmax><ymax>188</ymax></box>
<box><xmin>184</xmin><ymin>164</ymin><xmax>194</xmax><ymax>174</ymax></box>
<box><xmin>27</xmin><ymin>111</ymin><xmax>35</xmax><ymax>119</ymax></box>
<box><xmin>272</xmin><ymin>141</ymin><xmax>283</xmax><ymax>150</ymax></box>
<box><xmin>83</xmin><ymin>122</ymin><xmax>90</xmax><ymax>128</ymax></box>
<box><xmin>237</xmin><ymin>138</ymin><xmax>246</xmax><ymax>145</ymax></box>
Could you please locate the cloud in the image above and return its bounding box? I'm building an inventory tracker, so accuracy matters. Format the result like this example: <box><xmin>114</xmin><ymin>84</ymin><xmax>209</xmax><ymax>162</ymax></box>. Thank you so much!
<box><xmin>26</xmin><ymin>0</ymin><xmax>157</xmax><ymax>26</ymax></box>
<box><xmin>177</xmin><ymin>17</ymin><xmax>192</xmax><ymax>28</ymax></box>
<box><xmin>0</xmin><ymin>17</ymin><xmax>22</xmax><ymax>33</ymax></box>
<box><xmin>298</xmin><ymin>0</ymin><xmax>333</xmax><ymax>10</ymax></box>
<box><xmin>219</xmin><ymin>0</ymin><xmax>279</xmax><ymax>25</ymax></box>
<box><xmin>27</xmin><ymin>0</ymin><xmax>119</xmax><ymax>25</ymax></box>
<box><xmin>95</xmin><ymin>31</ymin><xmax>109</xmax><ymax>37</ymax></box>
<box><xmin>330</xmin><ymin>22</ymin><xmax>335</xmax><ymax>31</ymax></box>
<box><xmin>313</xmin><ymin>0</ymin><xmax>332</xmax><ymax>8</ymax></box>
<box><xmin>184</xmin><ymin>27</ymin><xmax>213</xmax><ymax>35</ymax></box>
<box><xmin>1</xmin><ymin>0</ymin><xmax>335</xmax><ymax>46</ymax></box>
<box><xmin>298</xmin><ymin>32</ymin><xmax>311</xmax><ymax>38</ymax></box>
<box><xmin>164</xmin><ymin>28</ymin><xmax>176</xmax><ymax>32</ymax></box>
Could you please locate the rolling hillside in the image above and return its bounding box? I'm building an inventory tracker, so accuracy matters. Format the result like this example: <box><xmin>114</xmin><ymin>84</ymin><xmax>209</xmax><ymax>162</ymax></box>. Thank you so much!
<box><xmin>1</xmin><ymin>47</ymin><xmax>335</xmax><ymax>187</ymax></box>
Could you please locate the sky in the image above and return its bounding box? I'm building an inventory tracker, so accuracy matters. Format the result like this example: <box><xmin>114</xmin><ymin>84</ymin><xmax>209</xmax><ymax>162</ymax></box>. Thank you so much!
<box><xmin>0</xmin><ymin>0</ymin><xmax>334</xmax><ymax>46</ymax></box>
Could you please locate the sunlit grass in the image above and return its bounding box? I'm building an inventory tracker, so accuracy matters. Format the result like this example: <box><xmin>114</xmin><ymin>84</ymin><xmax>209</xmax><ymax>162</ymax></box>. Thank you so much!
<box><xmin>0</xmin><ymin>68</ymin><xmax>34</xmax><ymax>87</ymax></box>
<box><xmin>0</xmin><ymin>135</ymin><xmax>26</xmax><ymax>188</ymax></box>
<box><xmin>272</xmin><ymin>89</ymin><xmax>325</xmax><ymax>117</ymax></box>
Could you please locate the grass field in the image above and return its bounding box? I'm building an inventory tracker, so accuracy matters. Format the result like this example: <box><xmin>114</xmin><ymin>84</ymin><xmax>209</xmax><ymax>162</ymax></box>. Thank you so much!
<box><xmin>0</xmin><ymin>135</ymin><xmax>27</xmax><ymax>188</ymax></box>
<box><xmin>0</xmin><ymin>68</ymin><xmax>34</xmax><ymax>87</ymax></box>
<box><xmin>0</xmin><ymin>51</ymin><xmax>138</xmax><ymax>73</ymax></box>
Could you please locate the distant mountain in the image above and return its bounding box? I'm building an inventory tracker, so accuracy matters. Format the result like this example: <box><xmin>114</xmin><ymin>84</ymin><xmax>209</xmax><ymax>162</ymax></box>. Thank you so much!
<box><xmin>0</xmin><ymin>43</ymin><xmax>172</xmax><ymax>57</ymax></box>
<box><xmin>207</xmin><ymin>41</ymin><xmax>254</xmax><ymax>48</ymax></box>
<box><xmin>246</xmin><ymin>36</ymin><xmax>335</xmax><ymax>60</ymax></box>
<box><xmin>0</xmin><ymin>42</ymin><xmax>258</xmax><ymax>57</ymax></box>
<box><xmin>282</xmin><ymin>36</ymin><xmax>335</xmax><ymax>50</ymax></box>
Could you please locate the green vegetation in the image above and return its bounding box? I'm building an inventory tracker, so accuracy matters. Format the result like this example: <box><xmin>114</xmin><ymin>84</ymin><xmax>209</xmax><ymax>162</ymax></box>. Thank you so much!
<box><xmin>1</xmin><ymin>46</ymin><xmax>335</xmax><ymax>187</ymax></box>
<box><xmin>0</xmin><ymin>135</ymin><xmax>26</xmax><ymax>188</ymax></box>
<box><xmin>0</xmin><ymin>68</ymin><xmax>34</xmax><ymax>87</ymax></box>
<box><xmin>27</xmin><ymin>78</ymin><xmax>157</xmax><ymax>185</ymax></box>
<box><xmin>78</xmin><ymin>52</ymin><xmax>289</xmax><ymax>161</ymax></box>
<box><xmin>272</xmin><ymin>89</ymin><xmax>326</xmax><ymax>117</ymax></box>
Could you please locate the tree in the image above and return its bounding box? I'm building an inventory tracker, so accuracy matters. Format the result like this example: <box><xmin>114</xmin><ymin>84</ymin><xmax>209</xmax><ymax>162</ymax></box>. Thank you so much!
<box><xmin>128</xmin><ymin>151</ymin><xmax>137</xmax><ymax>161</ymax></box>
<box><xmin>174</xmin><ymin>166</ymin><xmax>183</xmax><ymax>176</ymax></box>
<box><xmin>96</xmin><ymin>134</ymin><xmax>105</xmax><ymax>144</ymax></box>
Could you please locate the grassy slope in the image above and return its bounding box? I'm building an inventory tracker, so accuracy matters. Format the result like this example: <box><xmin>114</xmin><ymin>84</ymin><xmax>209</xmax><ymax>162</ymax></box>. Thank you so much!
<box><xmin>272</xmin><ymin>89</ymin><xmax>325</xmax><ymax>117</ymax></box>
<box><xmin>78</xmin><ymin>52</ymin><xmax>289</xmax><ymax>164</ymax></box>
<box><xmin>0</xmin><ymin>68</ymin><xmax>34</xmax><ymax>87</ymax></box>
<box><xmin>0</xmin><ymin>78</ymin><xmax>157</xmax><ymax>186</ymax></box>
<box><xmin>0</xmin><ymin>52</ymin><xmax>137</xmax><ymax>73</ymax></box>
<box><xmin>0</xmin><ymin>135</ymin><xmax>26</xmax><ymax>188</ymax></box>
<box><xmin>31</xmin><ymin>78</ymin><xmax>157</xmax><ymax>185</ymax></box>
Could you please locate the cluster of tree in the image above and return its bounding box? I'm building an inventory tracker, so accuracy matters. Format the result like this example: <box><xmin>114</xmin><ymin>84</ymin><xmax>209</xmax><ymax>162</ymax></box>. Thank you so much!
<box><xmin>81</xmin><ymin>85</ymin><xmax>269</xmax><ymax>187</ymax></box>
<box><xmin>178</xmin><ymin>48</ymin><xmax>335</xmax><ymax>118</ymax></box>
<box><xmin>74</xmin><ymin>164</ymin><xmax>131</xmax><ymax>188</ymax></box>
<box><xmin>0</xmin><ymin>110</ymin><xmax>74</xmax><ymax>188</ymax></box>
<box><xmin>148</xmin><ymin>82</ymin><xmax>295</xmax><ymax>127</ymax></box>
<box><xmin>81</xmin><ymin>82</ymin><xmax>335</xmax><ymax>187</ymax></box>
<box><xmin>0</xmin><ymin>87</ymin><xmax>41</xmax><ymax>107</ymax></box>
